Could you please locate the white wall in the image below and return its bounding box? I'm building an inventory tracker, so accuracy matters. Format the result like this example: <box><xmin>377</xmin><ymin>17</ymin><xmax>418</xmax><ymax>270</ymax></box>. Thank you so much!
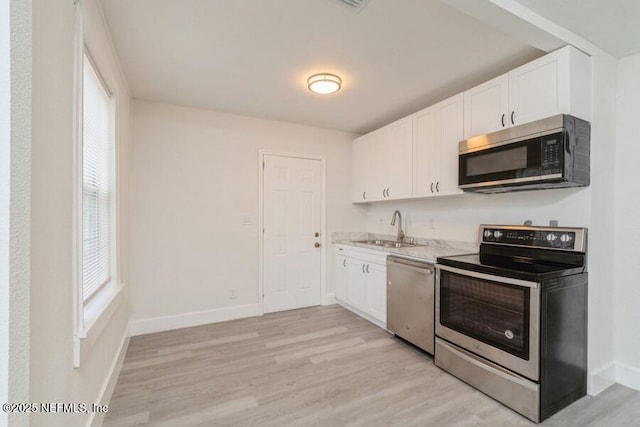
<box><xmin>354</xmin><ymin>188</ymin><xmax>590</xmax><ymax>242</ymax></box>
<box><xmin>0</xmin><ymin>0</ymin><xmax>8</xmax><ymax>418</ymax></box>
<box><xmin>27</xmin><ymin>0</ymin><xmax>131</xmax><ymax>426</ymax></box>
<box><xmin>613</xmin><ymin>52</ymin><xmax>640</xmax><ymax>390</ymax></box>
<box><xmin>130</xmin><ymin>100</ymin><xmax>359</xmax><ymax>334</ymax></box>
<box><xmin>584</xmin><ymin>53</ymin><xmax>618</xmax><ymax>393</ymax></box>
<box><xmin>2</xmin><ymin>1</ymin><xmax>32</xmax><ymax>426</ymax></box>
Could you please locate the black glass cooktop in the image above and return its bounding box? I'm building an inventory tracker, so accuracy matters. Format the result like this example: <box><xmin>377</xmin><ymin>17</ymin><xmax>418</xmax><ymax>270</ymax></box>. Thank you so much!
<box><xmin>437</xmin><ymin>244</ymin><xmax>587</xmax><ymax>282</ymax></box>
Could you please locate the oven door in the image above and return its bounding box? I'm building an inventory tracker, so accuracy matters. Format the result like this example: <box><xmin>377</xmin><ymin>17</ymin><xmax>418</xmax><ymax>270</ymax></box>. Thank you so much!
<box><xmin>458</xmin><ymin>131</ymin><xmax>565</xmax><ymax>190</ymax></box>
<box><xmin>435</xmin><ymin>264</ymin><xmax>540</xmax><ymax>381</ymax></box>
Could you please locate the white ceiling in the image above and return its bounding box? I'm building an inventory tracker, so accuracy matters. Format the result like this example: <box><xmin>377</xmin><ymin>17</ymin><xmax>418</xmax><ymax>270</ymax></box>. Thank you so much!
<box><xmin>100</xmin><ymin>0</ymin><xmax>543</xmax><ymax>134</ymax></box>
<box><xmin>513</xmin><ymin>0</ymin><xmax>640</xmax><ymax>58</ymax></box>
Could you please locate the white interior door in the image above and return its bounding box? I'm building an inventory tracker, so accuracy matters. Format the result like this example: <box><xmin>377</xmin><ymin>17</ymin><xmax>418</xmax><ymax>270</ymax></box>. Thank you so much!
<box><xmin>263</xmin><ymin>154</ymin><xmax>322</xmax><ymax>313</ymax></box>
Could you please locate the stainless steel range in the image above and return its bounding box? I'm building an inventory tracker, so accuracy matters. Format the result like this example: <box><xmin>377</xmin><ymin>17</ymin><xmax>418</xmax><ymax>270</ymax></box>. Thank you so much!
<box><xmin>434</xmin><ymin>224</ymin><xmax>588</xmax><ymax>423</ymax></box>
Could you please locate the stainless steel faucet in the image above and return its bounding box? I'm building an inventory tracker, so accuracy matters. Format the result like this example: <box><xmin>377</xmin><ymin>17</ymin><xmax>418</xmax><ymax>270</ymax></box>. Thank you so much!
<box><xmin>390</xmin><ymin>210</ymin><xmax>405</xmax><ymax>242</ymax></box>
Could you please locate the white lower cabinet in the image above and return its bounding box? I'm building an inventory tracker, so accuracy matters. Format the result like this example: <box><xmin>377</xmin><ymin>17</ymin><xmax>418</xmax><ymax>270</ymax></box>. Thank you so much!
<box><xmin>334</xmin><ymin>254</ymin><xmax>347</xmax><ymax>302</ymax></box>
<box><xmin>365</xmin><ymin>262</ymin><xmax>386</xmax><ymax>324</ymax></box>
<box><xmin>346</xmin><ymin>257</ymin><xmax>368</xmax><ymax>312</ymax></box>
<box><xmin>334</xmin><ymin>245</ymin><xmax>387</xmax><ymax>327</ymax></box>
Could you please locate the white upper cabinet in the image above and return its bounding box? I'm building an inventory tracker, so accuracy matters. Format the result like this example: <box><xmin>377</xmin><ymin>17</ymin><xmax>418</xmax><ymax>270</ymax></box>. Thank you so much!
<box><xmin>352</xmin><ymin>117</ymin><xmax>413</xmax><ymax>203</ymax></box>
<box><xmin>509</xmin><ymin>52</ymin><xmax>561</xmax><ymax>126</ymax></box>
<box><xmin>437</xmin><ymin>94</ymin><xmax>464</xmax><ymax>196</ymax></box>
<box><xmin>414</xmin><ymin>93</ymin><xmax>463</xmax><ymax>198</ymax></box>
<box><xmin>464</xmin><ymin>45</ymin><xmax>592</xmax><ymax>139</ymax></box>
<box><xmin>413</xmin><ymin>105</ymin><xmax>437</xmax><ymax>198</ymax></box>
<box><xmin>463</xmin><ymin>74</ymin><xmax>509</xmax><ymax>139</ymax></box>
<box><xmin>352</xmin><ymin>128</ymin><xmax>384</xmax><ymax>202</ymax></box>
<box><xmin>509</xmin><ymin>46</ymin><xmax>592</xmax><ymax>126</ymax></box>
<box><xmin>384</xmin><ymin>116</ymin><xmax>413</xmax><ymax>200</ymax></box>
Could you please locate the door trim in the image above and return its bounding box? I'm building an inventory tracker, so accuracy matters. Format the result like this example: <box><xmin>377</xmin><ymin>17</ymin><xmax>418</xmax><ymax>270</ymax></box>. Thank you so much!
<box><xmin>258</xmin><ymin>150</ymin><xmax>327</xmax><ymax>315</ymax></box>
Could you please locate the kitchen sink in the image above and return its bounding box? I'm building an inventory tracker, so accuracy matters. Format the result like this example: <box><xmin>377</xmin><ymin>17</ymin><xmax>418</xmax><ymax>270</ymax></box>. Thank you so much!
<box><xmin>352</xmin><ymin>239</ymin><xmax>424</xmax><ymax>248</ymax></box>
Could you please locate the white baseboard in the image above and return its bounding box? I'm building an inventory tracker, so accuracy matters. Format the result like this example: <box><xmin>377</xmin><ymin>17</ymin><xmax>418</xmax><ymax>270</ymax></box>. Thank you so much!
<box><xmin>87</xmin><ymin>328</ymin><xmax>130</xmax><ymax>427</ymax></box>
<box><xmin>588</xmin><ymin>362</ymin><xmax>617</xmax><ymax>396</ymax></box>
<box><xmin>616</xmin><ymin>362</ymin><xmax>640</xmax><ymax>392</ymax></box>
<box><xmin>588</xmin><ymin>361</ymin><xmax>640</xmax><ymax>396</ymax></box>
<box><xmin>131</xmin><ymin>304</ymin><xmax>262</xmax><ymax>336</ymax></box>
<box><xmin>335</xmin><ymin>299</ymin><xmax>386</xmax><ymax>330</ymax></box>
<box><xmin>323</xmin><ymin>292</ymin><xmax>336</xmax><ymax>305</ymax></box>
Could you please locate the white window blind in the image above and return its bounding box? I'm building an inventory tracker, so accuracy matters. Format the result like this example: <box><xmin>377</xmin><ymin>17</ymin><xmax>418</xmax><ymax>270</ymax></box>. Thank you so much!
<box><xmin>82</xmin><ymin>55</ymin><xmax>113</xmax><ymax>301</ymax></box>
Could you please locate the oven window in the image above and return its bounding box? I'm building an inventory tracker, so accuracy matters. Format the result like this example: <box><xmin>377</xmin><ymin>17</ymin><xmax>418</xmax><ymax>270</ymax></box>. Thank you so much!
<box><xmin>440</xmin><ymin>271</ymin><xmax>530</xmax><ymax>359</ymax></box>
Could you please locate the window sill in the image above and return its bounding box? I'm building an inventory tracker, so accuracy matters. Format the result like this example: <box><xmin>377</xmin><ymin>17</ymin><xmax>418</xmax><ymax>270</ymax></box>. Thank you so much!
<box><xmin>74</xmin><ymin>282</ymin><xmax>125</xmax><ymax>368</ymax></box>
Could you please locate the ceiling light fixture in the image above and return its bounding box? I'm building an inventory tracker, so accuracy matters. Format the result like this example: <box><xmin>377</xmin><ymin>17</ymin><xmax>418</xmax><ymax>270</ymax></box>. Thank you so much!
<box><xmin>307</xmin><ymin>73</ymin><xmax>342</xmax><ymax>95</ymax></box>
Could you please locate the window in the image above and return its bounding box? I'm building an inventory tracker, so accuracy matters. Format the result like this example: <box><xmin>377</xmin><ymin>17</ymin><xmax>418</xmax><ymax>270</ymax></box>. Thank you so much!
<box><xmin>82</xmin><ymin>54</ymin><xmax>114</xmax><ymax>301</ymax></box>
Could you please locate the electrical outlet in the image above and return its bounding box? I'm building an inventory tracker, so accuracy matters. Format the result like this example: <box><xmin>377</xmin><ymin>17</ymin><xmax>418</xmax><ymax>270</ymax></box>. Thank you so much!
<box><xmin>229</xmin><ymin>289</ymin><xmax>237</xmax><ymax>299</ymax></box>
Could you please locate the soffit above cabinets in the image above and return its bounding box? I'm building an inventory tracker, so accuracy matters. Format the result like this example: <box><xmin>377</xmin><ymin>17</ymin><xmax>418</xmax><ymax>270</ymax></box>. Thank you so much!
<box><xmin>512</xmin><ymin>0</ymin><xmax>640</xmax><ymax>58</ymax></box>
<box><xmin>100</xmin><ymin>0</ymin><xmax>542</xmax><ymax>134</ymax></box>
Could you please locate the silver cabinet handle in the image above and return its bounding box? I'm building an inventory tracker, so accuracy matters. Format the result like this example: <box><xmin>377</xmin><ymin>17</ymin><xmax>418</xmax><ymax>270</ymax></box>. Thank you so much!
<box><xmin>343</xmin><ymin>259</ymin><xmax>346</xmax><ymax>267</ymax></box>
<box><xmin>511</xmin><ymin>111</ymin><xmax>515</xmax><ymax>125</ymax></box>
<box><xmin>314</xmin><ymin>242</ymin><xmax>320</xmax><ymax>248</ymax></box>
<box><xmin>362</xmin><ymin>192</ymin><xmax>366</xmax><ymax>200</ymax></box>
<box><xmin>366</xmin><ymin>264</ymin><xmax>370</xmax><ymax>273</ymax></box>
<box><xmin>436</xmin><ymin>182</ymin><xmax>440</xmax><ymax>192</ymax></box>
<box><xmin>430</xmin><ymin>183</ymin><xmax>434</xmax><ymax>193</ymax></box>
<box><xmin>362</xmin><ymin>264</ymin><xmax>365</xmax><ymax>273</ymax></box>
<box><xmin>501</xmin><ymin>113</ymin><xmax>506</xmax><ymax>127</ymax></box>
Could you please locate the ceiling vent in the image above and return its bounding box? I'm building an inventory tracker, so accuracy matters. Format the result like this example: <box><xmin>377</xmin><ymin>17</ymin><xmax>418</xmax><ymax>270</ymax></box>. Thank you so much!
<box><xmin>334</xmin><ymin>0</ymin><xmax>372</xmax><ymax>13</ymax></box>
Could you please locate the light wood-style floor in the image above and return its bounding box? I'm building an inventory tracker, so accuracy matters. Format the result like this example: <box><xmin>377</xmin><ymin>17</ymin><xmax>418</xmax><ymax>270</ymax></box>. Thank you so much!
<box><xmin>104</xmin><ymin>305</ymin><xmax>640</xmax><ymax>427</ymax></box>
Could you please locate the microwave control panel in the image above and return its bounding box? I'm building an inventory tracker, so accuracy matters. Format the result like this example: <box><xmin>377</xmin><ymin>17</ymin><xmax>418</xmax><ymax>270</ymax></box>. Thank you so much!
<box><xmin>540</xmin><ymin>133</ymin><xmax>564</xmax><ymax>174</ymax></box>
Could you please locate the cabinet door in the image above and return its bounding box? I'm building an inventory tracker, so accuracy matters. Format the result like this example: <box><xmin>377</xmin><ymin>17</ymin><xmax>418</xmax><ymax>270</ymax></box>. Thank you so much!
<box><xmin>346</xmin><ymin>258</ymin><xmax>367</xmax><ymax>311</ymax></box>
<box><xmin>463</xmin><ymin>74</ymin><xmax>509</xmax><ymax>139</ymax></box>
<box><xmin>412</xmin><ymin>105</ymin><xmax>438</xmax><ymax>198</ymax></box>
<box><xmin>351</xmin><ymin>134</ymin><xmax>371</xmax><ymax>203</ymax></box>
<box><xmin>366</xmin><ymin>262</ymin><xmax>387</xmax><ymax>324</ymax></box>
<box><xmin>335</xmin><ymin>254</ymin><xmax>347</xmax><ymax>302</ymax></box>
<box><xmin>355</xmin><ymin>129</ymin><xmax>386</xmax><ymax>202</ymax></box>
<box><xmin>435</xmin><ymin>93</ymin><xmax>464</xmax><ymax>196</ymax></box>
<box><xmin>509</xmin><ymin>49</ymin><xmax>567</xmax><ymax>126</ymax></box>
<box><xmin>384</xmin><ymin>116</ymin><xmax>413</xmax><ymax>200</ymax></box>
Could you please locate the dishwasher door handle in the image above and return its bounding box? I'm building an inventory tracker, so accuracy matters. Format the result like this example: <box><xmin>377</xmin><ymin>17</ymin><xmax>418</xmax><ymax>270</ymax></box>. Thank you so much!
<box><xmin>387</xmin><ymin>257</ymin><xmax>434</xmax><ymax>275</ymax></box>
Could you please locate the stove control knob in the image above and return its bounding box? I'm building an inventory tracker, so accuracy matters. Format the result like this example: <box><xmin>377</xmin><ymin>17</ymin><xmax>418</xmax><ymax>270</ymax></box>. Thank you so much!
<box><xmin>493</xmin><ymin>230</ymin><xmax>503</xmax><ymax>239</ymax></box>
<box><xmin>484</xmin><ymin>230</ymin><xmax>493</xmax><ymax>238</ymax></box>
<box><xmin>560</xmin><ymin>234</ymin><xmax>572</xmax><ymax>243</ymax></box>
<box><xmin>546</xmin><ymin>233</ymin><xmax>558</xmax><ymax>242</ymax></box>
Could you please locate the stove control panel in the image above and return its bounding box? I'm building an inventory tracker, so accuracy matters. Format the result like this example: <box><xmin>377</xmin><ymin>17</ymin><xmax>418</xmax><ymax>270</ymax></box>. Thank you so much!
<box><xmin>480</xmin><ymin>225</ymin><xmax>587</xmax><ymax>252</ymax></box>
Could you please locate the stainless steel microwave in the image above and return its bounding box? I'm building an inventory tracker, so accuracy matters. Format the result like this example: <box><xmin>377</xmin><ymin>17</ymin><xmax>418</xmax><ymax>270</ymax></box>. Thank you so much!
<box><xmin>458</xmin><ymin>114</ymin><xmax>590</xmax><ymax>193</ymax></box>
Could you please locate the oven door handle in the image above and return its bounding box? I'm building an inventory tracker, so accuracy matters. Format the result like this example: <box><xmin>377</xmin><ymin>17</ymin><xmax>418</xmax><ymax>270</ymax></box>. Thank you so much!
<box><xmin>436</xmin><ymin>264</ymin><xmax>539</xmax><ymax>288</ymax></box>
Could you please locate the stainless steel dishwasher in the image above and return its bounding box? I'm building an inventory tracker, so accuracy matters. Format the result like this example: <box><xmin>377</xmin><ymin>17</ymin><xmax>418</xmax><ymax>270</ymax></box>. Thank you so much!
<box><xmin>387</xmin><ymin>256</ymin><xmax>435</xmax><ymax>354</ymax></box>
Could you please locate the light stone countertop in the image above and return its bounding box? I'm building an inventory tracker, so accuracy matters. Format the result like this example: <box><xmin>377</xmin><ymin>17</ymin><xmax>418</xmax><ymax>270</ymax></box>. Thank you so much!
<box><xmin>332</xmin><ymin>232</ymin><xmax>478</xmax><ymax>264</ymax></box>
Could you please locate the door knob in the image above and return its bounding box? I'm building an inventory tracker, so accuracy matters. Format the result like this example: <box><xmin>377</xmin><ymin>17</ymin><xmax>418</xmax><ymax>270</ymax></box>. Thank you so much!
<box><xmin>314</xmin><ymin>242</ymin><xmax>320</xmax><ymax>248</ymax></box>
<box><xmin>315</xmin><ymin>232</ymin><xmax>319</xmax><ymax>237</ymax></box>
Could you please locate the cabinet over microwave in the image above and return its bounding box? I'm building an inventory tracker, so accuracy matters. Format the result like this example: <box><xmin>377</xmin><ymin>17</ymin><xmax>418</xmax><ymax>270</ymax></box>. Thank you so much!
<box><xmin>458</xmin><ymin>114</ymin><xmax>590</xmax><ymax>193</ymax></box>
